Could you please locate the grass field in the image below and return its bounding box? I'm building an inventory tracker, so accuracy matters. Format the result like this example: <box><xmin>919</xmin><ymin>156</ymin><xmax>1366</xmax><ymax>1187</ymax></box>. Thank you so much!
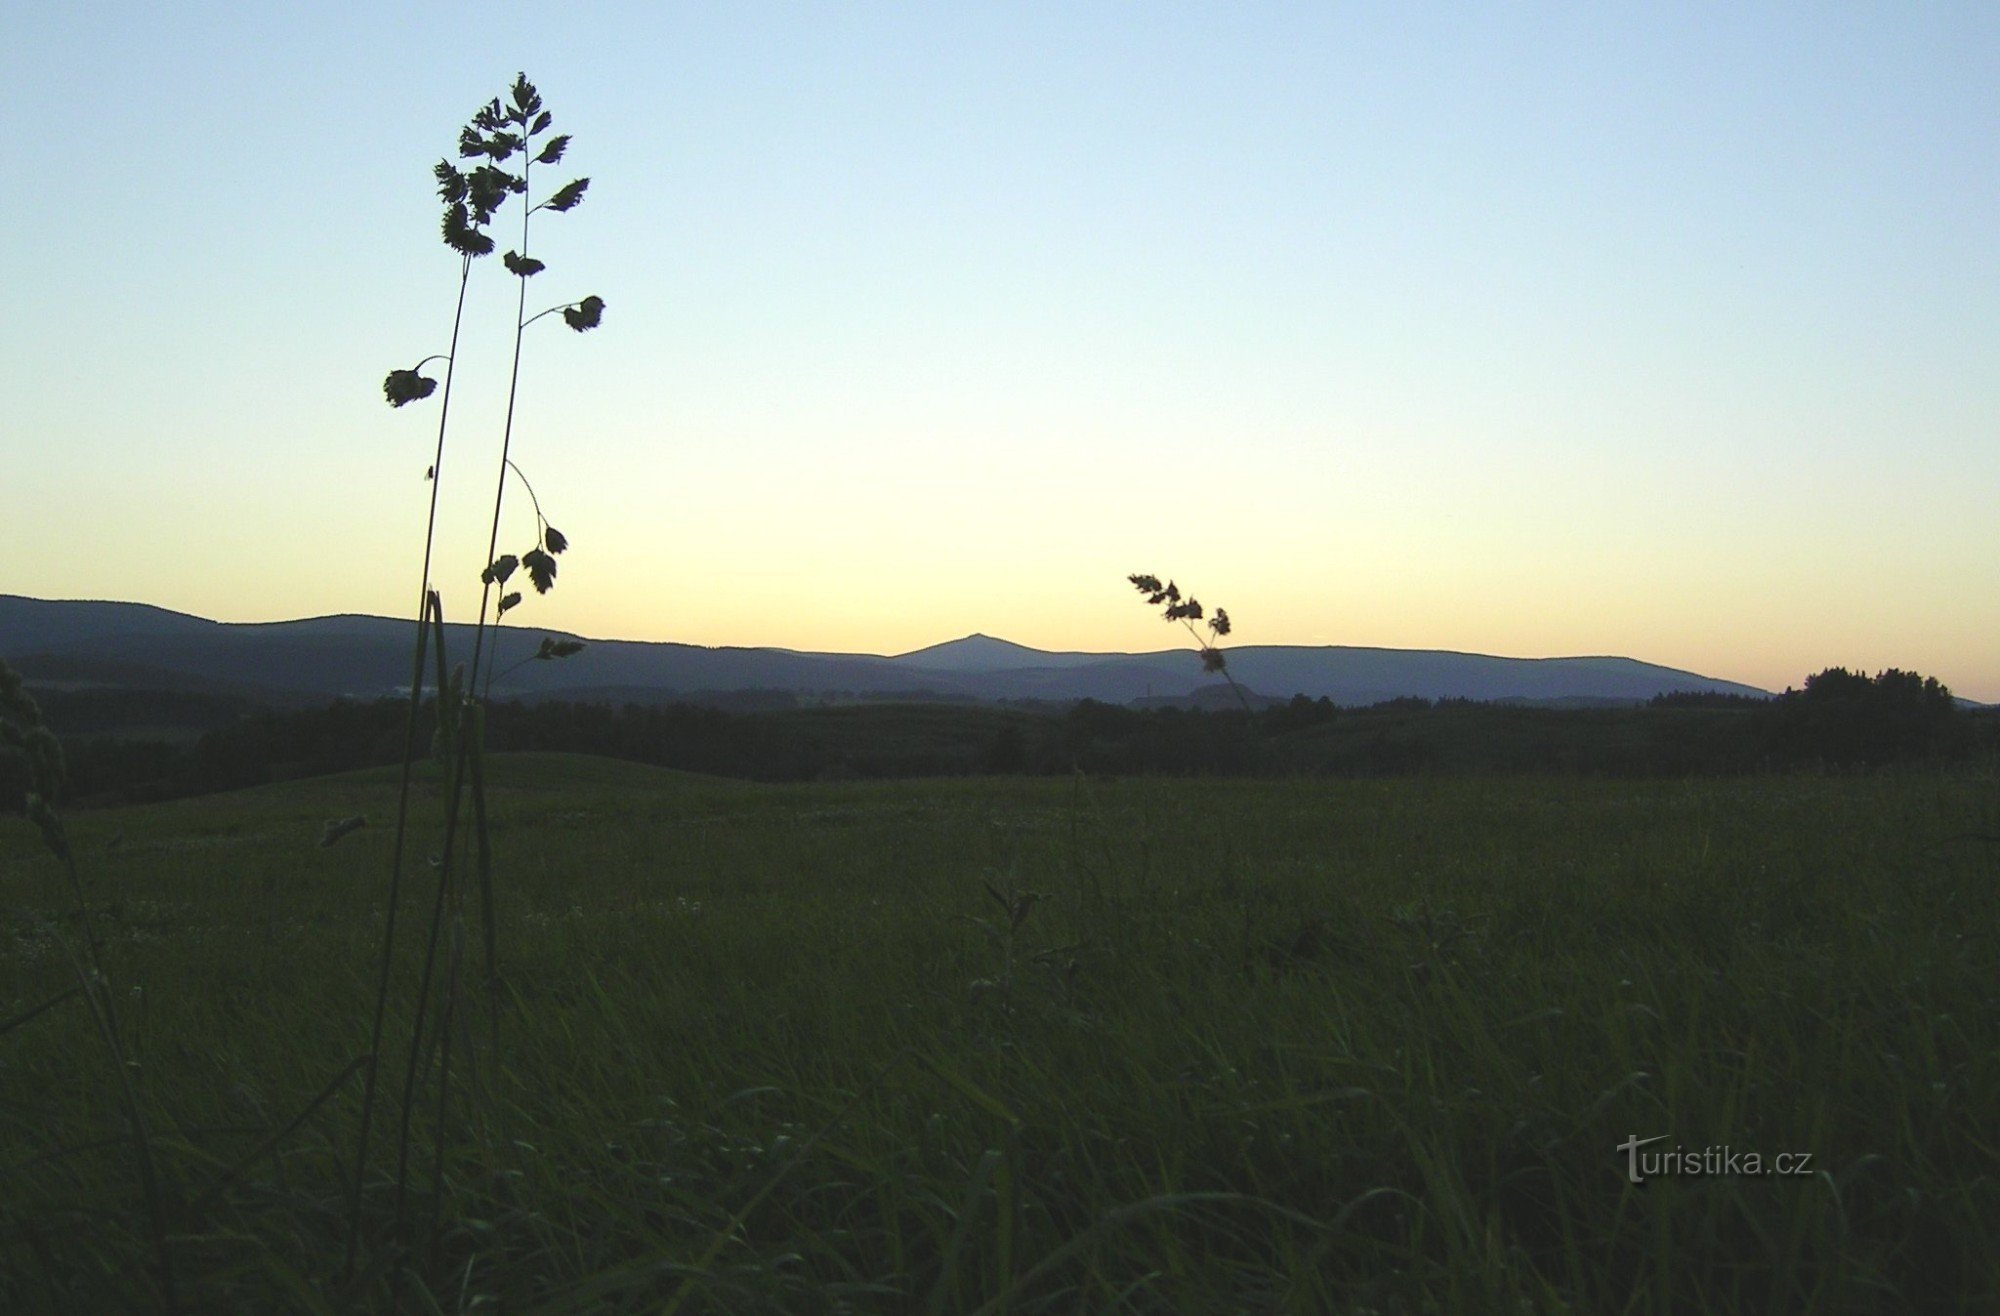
<box><xmin>3</xmin><ymin>754</ymin><xmax>1996</xmax><ymax>1312</ymax></box>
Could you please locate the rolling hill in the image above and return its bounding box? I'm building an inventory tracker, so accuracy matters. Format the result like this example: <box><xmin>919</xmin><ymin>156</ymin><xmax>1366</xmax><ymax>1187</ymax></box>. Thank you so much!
<box><xmin>1</xmin><ymin>594</ymin><xmax>1771</xmax><ymax>710</ymax></box>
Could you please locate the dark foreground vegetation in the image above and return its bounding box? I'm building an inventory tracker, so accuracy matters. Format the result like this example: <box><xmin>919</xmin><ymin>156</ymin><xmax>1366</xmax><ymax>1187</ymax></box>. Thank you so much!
<box><xmin>2</xmin><ymin>755</ymin><xmax>1996</xmax><ymax>1310</ymax></box>
<box><xmin>14</xmin><ymin>665</ymin><xmax>1993</xmax><ymax>809</ymax></box>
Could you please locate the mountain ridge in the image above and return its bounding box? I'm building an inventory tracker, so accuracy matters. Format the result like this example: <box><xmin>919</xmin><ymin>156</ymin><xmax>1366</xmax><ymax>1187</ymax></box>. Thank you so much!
<box><xmin>0</xmin><ymin>594</ymin><xmax>1771</xmax><ymax>707</ymax></box>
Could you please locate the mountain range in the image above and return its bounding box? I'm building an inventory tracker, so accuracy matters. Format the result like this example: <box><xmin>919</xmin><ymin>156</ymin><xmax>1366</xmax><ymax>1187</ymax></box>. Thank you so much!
<box><xmin>0</xmin><ymin>594</ymin><xmax>1770</xmax><ymax>709</ymax></box>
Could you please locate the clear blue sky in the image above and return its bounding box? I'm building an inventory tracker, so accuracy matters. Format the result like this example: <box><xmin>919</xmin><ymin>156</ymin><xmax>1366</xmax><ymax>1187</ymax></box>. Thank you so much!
<box><xmin>6</xmin><ymin>3</ymin><xmax>1997</xmax><ymax>697</ymax></box>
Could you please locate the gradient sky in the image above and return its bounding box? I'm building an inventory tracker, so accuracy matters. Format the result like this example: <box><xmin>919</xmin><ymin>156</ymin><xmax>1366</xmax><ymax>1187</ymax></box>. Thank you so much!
<box><xmin>6</xmin><ymin>4</ymin><xmax>1997</xmax><ymax>697</ymax></box>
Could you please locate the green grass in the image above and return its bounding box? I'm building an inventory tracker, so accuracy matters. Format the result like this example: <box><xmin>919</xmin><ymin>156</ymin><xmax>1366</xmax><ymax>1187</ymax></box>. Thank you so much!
<box><xmin>3</xmin><ymin>755</ymin><xmax>1996</xmax><ymax>1311</ymax></box>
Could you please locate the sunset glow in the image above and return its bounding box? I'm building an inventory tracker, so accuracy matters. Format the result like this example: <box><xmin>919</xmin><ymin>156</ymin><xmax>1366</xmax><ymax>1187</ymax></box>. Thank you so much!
<box><xmin>7</xmin><ymin>4</ymin><xmax>1995</xmax><ymax>698</ymax></box>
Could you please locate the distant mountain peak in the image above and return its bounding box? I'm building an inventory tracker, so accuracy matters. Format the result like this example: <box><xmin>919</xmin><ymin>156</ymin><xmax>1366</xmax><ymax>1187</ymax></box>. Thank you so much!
<box><xmin>893</xmin><ymin>633</ymin><xmax>1040</xmax><ymax>662</ymax></box>
<box><xmin>889</xmin><ymin>633</ymin><xmax>1131</xmax><ymax>675</ymax></box>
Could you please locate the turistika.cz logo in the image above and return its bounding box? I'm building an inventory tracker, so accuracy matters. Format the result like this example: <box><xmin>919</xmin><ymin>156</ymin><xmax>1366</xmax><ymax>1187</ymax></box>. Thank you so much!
<box><xmin>1618</xmin><ymin>1134</ymin><xmax>1815</xmax><ymax>1185</ymax></box>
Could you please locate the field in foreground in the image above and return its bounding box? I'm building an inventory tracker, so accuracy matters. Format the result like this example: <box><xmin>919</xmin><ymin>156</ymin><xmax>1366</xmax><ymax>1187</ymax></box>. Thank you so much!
<box><xmin>2</xmin><ymin>755</ymin><xmax>1996</xmax><ymax>1312</ymax></box>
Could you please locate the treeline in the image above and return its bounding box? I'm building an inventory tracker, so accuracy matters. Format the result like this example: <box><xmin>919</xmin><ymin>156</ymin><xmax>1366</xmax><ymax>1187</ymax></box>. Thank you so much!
<box><xmin>1760</xmin><ymin>667</ymin><xmax>1963</xmax><ymax>766</ymax></box>
<box><xmin>3</xmin><ymin>666</ymin><xmax>1990</xmax><ymax>809</ymax></box>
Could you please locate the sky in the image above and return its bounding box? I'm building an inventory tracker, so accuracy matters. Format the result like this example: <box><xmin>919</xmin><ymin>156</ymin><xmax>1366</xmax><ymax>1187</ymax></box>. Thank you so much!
<box><xmin>5</xmin><ymin>3</ymin><xmax>1997</xmax><ymax>698</ymax></box>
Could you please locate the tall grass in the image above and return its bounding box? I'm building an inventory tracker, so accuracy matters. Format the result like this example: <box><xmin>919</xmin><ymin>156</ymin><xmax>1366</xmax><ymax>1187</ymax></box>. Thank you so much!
<box><xmin>354</xmin><ymin>70</ymin><xmax>603</xmax><ymax>1269</ymax></box>
<box><xmin>3</xmin><ymin>759</ymin><xmax>1994</xmax><ymax>1309</ymax></box>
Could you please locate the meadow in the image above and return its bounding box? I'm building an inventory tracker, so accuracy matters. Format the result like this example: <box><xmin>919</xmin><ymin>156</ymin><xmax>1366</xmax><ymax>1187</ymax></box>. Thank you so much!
<box><xmin>2</xmin><ymin>754</ymin><xmax>1996</xmax><ymax>1312</ymax></box>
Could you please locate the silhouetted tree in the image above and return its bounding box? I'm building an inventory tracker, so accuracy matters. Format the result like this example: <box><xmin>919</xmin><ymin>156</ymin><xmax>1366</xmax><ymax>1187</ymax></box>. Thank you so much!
<box><xmin>1770</xmin><ymin>667</ymin><xmax>1960</xmax><ymax>766</ymax></box>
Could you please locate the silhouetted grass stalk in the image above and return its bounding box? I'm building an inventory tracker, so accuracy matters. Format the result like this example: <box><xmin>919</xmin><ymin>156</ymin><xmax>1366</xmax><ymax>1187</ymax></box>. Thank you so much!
<box><xmin>348</xmin><ymin>250</ymin><xmax>471</xmax><ymax>1277</ymax></box>
<box><xmin>430</xmin><ymin>77</ymin><xmax>595</xmax><ymax>1135</ymax></box>
<box><xmin>463</xmin><ymin>187</ymin><xmax>534</xmax><ymax>703</ymax></box>
<box><xmin>1128</xmin><ymin>574</ymin><xmax>1252</xmax><ymax>713</ymax></box>
<box><xmin>346</xmin><ymin>72</ymin><xmax>600</xmax><ymax>1272</ymax></box>
<box><xmin>365</xmin><ymin>74</ymin><xmax>599</xmax><ymax>1255</ymax></box>
<box><xmin>393</xmin><ymin>596</ymin><xmax>471</xmax><ymax>1233</ymax></box>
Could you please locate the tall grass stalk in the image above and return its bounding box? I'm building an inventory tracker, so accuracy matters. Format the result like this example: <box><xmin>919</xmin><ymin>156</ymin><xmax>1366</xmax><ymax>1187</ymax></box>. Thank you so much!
<box><xmin>392</xmin><ymin>596</ymin><xmax>502</xmax><ymax>1237</ymax></box>
<box><xmin>1127</xmin><ymin>573</ymin><xmax>1251</xmax><ymax>713</ymax></box>
<box><xmin>464</xmin><ymin>172</ymin><xmax>536</xmax><ymax>706</ymax></box>
<box><xmin>348</xmin><ymin>249</ymin><xmax>472</xmax><ymax>1276</ymax></box>
<box><xmin>362</xmin><ymin>72</ymin><xmax>600</xmax><ymax>1256</ymax></box>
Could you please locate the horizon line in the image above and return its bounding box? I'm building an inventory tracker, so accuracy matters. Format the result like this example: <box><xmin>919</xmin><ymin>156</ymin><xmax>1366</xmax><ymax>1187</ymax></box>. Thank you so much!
<box><xmin>3</xmin><ymin>591</ymin><xmax>1771</xmax><ymax>683</ymax></box>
